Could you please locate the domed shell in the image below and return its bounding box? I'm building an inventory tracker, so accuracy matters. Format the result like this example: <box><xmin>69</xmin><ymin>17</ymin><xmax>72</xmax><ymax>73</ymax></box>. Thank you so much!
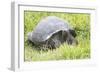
<box><xmin>28</xmin><ymin>16</ymin><xmax>73</xmax><ymax>45</ymax></box>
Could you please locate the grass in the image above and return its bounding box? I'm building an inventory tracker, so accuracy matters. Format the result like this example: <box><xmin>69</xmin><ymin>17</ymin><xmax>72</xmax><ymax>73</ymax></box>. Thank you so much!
<box><xmin>24</xmin><ymin>11</ymin><xmax>90</xmax><ymax>62</ymax></box>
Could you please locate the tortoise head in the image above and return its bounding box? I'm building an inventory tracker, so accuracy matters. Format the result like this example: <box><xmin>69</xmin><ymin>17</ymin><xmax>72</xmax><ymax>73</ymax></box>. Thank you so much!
<box><xmin>69</xmin><ymin>29</ymin><xmax>77</xmax><ymax>38</ymax></box>
<box><xmin>67</xmin><ymin>29</ymin><xmax>78</xmax><ymax>45</ymax></box>
<box><xmin>62</xmin><ymin>30</ymin><xmax>78</xmax><ymax>45</ymax></box>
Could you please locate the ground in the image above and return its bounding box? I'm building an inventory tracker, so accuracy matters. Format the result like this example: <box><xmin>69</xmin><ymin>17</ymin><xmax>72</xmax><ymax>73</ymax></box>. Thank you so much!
<box><xmin>24</xmin><ymin>11</ymin><xmax>90</xmax><ymax>61</ymax></box>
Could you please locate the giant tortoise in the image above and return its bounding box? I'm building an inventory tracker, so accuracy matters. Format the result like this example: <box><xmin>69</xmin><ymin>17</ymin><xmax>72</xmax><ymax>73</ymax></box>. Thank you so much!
<box><xmin>28</xmin><ymin>16</ymin><xmax>78</xmax><ymax>49</ymax></box>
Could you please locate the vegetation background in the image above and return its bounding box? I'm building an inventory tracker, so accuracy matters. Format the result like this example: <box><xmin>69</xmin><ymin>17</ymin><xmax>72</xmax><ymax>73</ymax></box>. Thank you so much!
<box><xmin>24</xmin><ymin>11</ymin><xmax>90</xmax><ymax>61</ymax></box>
